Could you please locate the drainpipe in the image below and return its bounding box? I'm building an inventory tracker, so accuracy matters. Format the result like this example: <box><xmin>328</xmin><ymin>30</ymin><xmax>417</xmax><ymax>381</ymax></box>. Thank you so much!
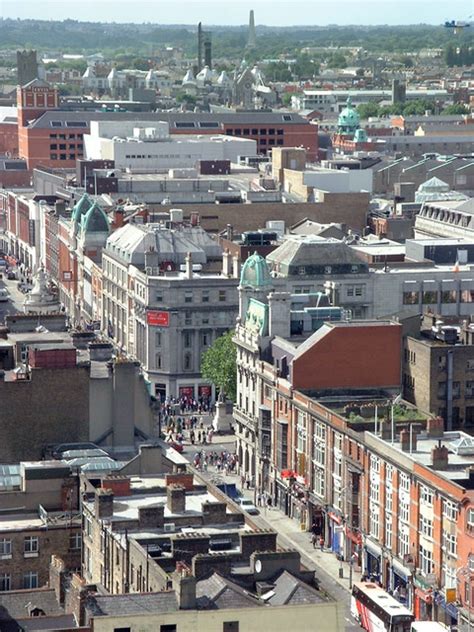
<box><xmin>446</xmin><ymin>349</ymin><xmax>454</xmax><ymax>431</ymax></box>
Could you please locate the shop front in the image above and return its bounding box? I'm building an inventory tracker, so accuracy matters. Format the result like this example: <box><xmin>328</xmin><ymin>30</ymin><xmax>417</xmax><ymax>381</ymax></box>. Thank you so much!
<box><xmin>388</xmin><ymin>557</ymin><xmax>412</xmax><ymax>608</ymax></box>
<box><xmin>178</xmin><ymin>385</ymin><xmax>195</xmax><ymax>400</ymax></box>
<box><xmin>275</xmin><ymin>472</ymin><xmax>295</xmax><ymax>515</ymax></box>
<box><xmin>434</xmin><ymin>591</ymin><xmax>458</xmax><ymax>628</ymax></box>
<box><xmin>344</xmin><ymin>526</ymin><xmax>362</xmax><ymax>568</ymax></box>
<box><xmin>364</xmin><ymin>539</ymin><xmax>382</xmax><ymax>581</ymax></box>
<box><xmin>289</xmin><ymin>479</ymin><xmax>308</xmax><ymax>528</ymax></box>
<box><xmin>413</xmin><ymin>575</ymin><xmax>434</xmax><ymax>621</ymax></box>
<box><xmin>308</xmin><ymin>494</ymin><xmax>324</xmax><ymax>539</ymax></box>
<box><xmin>328</xmin><ymin>509</ymin><xmax>344</xmax><ymax>555</ymax></box>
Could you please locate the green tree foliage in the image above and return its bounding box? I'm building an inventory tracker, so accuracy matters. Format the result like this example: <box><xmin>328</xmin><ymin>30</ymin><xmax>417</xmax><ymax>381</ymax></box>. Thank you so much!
<box><xmin>175</xmin><ymin>92</ymin><xmax>196</xmax><ymax>106</ymax></box>
<box><xmin>357</xmin><ymin>102</ymin><xmax>379</xmax><ymax>119</ymax></box>
<box><xmin>442</xmin><ymin>103</ymin><xmax>470</xmax><ymax>115</ymax></box>
<box><xmin>327</xmin><ymin>52</ymin><xmax>347</xmax><ymax>69</ymax></box>
<box><xmin>201</xmin><ymin>331</ymin><xmax>237</xmax><ymax>402</ymax></box>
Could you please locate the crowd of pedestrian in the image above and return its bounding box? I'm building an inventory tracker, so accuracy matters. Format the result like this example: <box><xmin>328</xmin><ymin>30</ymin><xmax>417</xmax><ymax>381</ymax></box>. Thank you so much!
<box><xmin>193</xmin><ymin>450</ymin><xmax>238</xmax><ymax>473</ymax></box>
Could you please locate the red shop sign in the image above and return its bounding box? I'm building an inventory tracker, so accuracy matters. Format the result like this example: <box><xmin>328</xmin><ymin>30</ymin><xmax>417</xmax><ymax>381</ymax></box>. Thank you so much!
<box><xmin>147</xmin><ymin>310</ymin><xmax>169</xmax><ymax>327</ymax></box>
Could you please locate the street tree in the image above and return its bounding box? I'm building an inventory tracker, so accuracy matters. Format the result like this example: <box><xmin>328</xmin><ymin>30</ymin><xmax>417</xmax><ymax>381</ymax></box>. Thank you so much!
<box><xmin>201</xmin><ymin>330</ymin><xmax>237</xmax><ymax>402</ymax></box>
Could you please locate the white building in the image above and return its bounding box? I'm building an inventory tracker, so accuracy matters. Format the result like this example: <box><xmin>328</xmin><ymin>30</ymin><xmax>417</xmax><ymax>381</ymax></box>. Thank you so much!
<box><xmin>84</xmin><ymin>121</ymin><xmax>257</xmax><ymax>171</ymax></box>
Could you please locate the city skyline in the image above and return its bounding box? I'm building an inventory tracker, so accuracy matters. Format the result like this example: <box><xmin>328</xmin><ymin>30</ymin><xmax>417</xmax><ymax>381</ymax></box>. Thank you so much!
<box><xmin>1</xmin><ymin>0</ymin><xmax>472</xmax><ymax>27</ymax></box>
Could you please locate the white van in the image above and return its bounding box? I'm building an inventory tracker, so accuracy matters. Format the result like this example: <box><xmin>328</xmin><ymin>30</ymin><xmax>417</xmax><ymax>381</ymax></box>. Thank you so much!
<box><xmin>0</xmin><ymin>288</ymin><xmax>9</xmax><ymax>302</ymax></box>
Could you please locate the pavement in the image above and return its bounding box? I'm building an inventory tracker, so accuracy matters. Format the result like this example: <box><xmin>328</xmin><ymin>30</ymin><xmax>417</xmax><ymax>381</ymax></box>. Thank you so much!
<box><xmin>173</xmin><ymin>417</ymin><xmax>362</xmax><ymax>630</ymax></box>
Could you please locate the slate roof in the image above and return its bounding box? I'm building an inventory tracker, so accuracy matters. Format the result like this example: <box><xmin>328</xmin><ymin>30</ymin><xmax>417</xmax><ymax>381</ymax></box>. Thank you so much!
<box><xmin>0</xmin><ymin>588</ymin><xmax>63</xmax><ymax>620</ymax></box>
<box><xmin>86</xmin><ymin>591</ymin><xmax>179</xmax><ymax>617</ymax></box>
<box><xmin>267</xmin><ymin>237</ymin><xmax>364</xmax><ymax>269</ymax></box>
<box><xmin>196</xmin><ymin>573</ymin><xmax>262</xmax><ymax>610</ymax></box>
<box><xmin>266</xmin><ymin>570</ymin><xmax>326</xmax><ymax>606</ymax></box>
<box><xmin>27</xmin><ymin>109</ymin><xmax>309</xmax><ymax>129</ymax></box>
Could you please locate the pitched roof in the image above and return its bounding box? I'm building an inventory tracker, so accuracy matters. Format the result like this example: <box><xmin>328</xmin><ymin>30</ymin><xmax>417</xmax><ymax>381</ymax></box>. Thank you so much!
<box><xmin>266</xmin><ymin>570</ymin><xmax>326</xmax><ymax>606</ymax></box>
<box><xmin>86</xmin><ymin>591</ymin><xmax>179</xmax><ymax>617</ymax></box>
<box><xmin>196</xmin><ymin>573</ymin><xmax>262</xmax><ymax>610</ymax></box>
<box><xmin>267</xmin><ymin>237</ymin><xmax>363</xmax><ymax>269</ymax></box>
<box><xmin>0</xmin><ymin>588</ymin><xmax>63</xmax><ymax>620</ymax></box>
<box><xmin>27</xmin><ymin>109</ymin><xmax>310</xmax><ymax>130</ymax></box>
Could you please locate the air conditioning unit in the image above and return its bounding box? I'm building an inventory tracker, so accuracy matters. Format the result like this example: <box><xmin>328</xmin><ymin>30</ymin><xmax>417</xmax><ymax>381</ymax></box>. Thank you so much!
<box><xmin>164</xmin><ymin>523</ymin><xmax>175</xmax><ymax>533</ymax></box>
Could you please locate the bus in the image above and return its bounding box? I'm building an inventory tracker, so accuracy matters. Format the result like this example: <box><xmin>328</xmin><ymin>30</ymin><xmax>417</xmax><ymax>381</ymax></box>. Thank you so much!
<box><xmin>351</xmin><ymin>582</ymin><xmax>415</xmax><ymax>632</ymax></box>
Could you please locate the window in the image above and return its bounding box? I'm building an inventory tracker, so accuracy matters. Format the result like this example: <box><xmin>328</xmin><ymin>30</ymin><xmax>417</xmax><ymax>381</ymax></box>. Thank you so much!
<box><xmin>24</xmin><ymin>536</ymin><xmax>39</xmax><ymax>556</ymax></box>
<box><xmin>219</xmin><ymin>290</ymin><xmax>226</xmax><ymax>302</ymax></box>
<box><xmin>419</xmin><ymin>515</ymin><xmax>433</xmax><ymax>539</ymax></box>
<box><xmin>443</xmin><ymin>500</ymin><xmax>458</xmax><ymax>522</ymax></box>
<box><xmin>184</xmin><ymin>311</ymin><xmax>192</xmax><ymax>326</ymax></box>
<box><xmin>398</xmin><ymin>524</ymin><xmax>410</xmax><ymax>557</ymax></box>
<box><xmin>403</xmin><ymin>291</ymin><xmax>419</xmax><ymax>305</ymax></box>
<box><xmin>184</xmin><ymin>332</ymin><xmax>192</xmax><ymax>348</ymax></box>
<box><xmin>419</xmin><ymin>546</ymin><xmax>433</xmax><ymax>576</ymax></box>
<box><xmin>369</xmin><ymin>506</ymin><xmax>379</xmax><ymax>539</ymax></box>
<box><xmin>468</xmin><ymin>507</ymin><xmax>474</xmax><ymax>527</ymax></box>
<box><xmin>202</xmin><ymin>290</ymin><xmax>209</xmax><ymax>303</ymax></box>
<box><xmin>184</xmin><ymin>353</ymin><xmax>192</xmax><ymax>370</ymax></box>
<box><xmin>438</xmin><ymin>381</ymin><xmax>447</xmax><ymax>398</ymax></box>
<box><xmin>442</xmin><ymin>530</ymin><xmax>457</xmax><ymax>557</ymax></box>
<box><xmin>386</xmin><ymin>516</ymin><xmax>393</xmax><ymax>549</ymax></box>
<box><xmin>114</xmin><ymin>628</ymin><xmax>131</xmax><ymax>632</ymax></box>
<box><xmin>23</xmin><ymin>571</ymin><xmax>38</xmax><ymax>589</ymax></box>
<box><xmin>156</xmin><ymin>332</ymin><xmax>162</xmax><ymax>347</ymax></box>
<box><xmin>223</xmin><ymin>623</ymin><xmax>239</xmax><ymax>632</ymax></box>
<box><xmin>69</xmin><ymin>532</ymin><xmax>81</xmax><ymax>550</ymax></box>
<box><xmin>422</xmin><ymin>290</ymin><xmax>438</xmax><ymax>304</ymax></box>
<box><xmin>184</xmin><ymin>290</ymin><xmax>193</xmax><ymax>303</ymax></box>
<box><xmin>420</xmin><ymin>485</ymin><xmax>434</xmax><ymax>506</ymax></box>
<box><xmin>0</xmin><ymin>574</ymin><xmax>11</xmax><ymax>592</ymax></box>
<box><xmin>155</xmin><ymin>354</ymin><xmax>162</xmax><ymax>369</ymax></box>
<box><xmin>202</xmin><ymin>333</ymin><xmax>209</xmax><ymax>347</ymax></box>
<box><xmin>442</xmin><ymin>290</ymin><xmax>457</xmax><ymax>304</ymax></box>
<box><xmin>467</xmin><ymin>381</ymin><xmax>474</xmax><ymax>399</ymax></box>
<box><xmin>0</xmin><ymin>539</ymin><xmax>11</xmax><ymax>558</ymax></box>
<box><xmin>160</xmin><ymin>626</ymin><xmax>177</xmax><ymax>632</ymax></box>
<box><xmin>468</xmin><ymin>360</ymin><xmax>474</xmax><ymax>371</ymax></box>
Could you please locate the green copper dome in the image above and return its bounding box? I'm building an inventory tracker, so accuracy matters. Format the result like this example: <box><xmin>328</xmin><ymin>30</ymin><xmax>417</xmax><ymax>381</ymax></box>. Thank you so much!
<box><xmin>80</xmin><ymin>202</ymin><xmax>110</xmax><ymax>234</ymax></box>
<box><xmin>72</xmin><ymin>193</ymin><xmax>93</xmax><ymax>223</ymax></box>
<box><xmin>338</xmin><ymin>97</ymin><xmax>360</xmax><ymax>134</ymax></box>
<box><xmin>240</xmin><ymin>252</ymin><xmax>272</xmax><ymax>289</ymax></box>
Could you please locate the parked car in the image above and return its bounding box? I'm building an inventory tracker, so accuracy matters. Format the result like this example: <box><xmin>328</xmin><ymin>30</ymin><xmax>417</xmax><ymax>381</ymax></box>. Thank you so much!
<box><xmin>0</xmin><ymin>288</ymin><xmax>9</xmax><ymax>302</ymax></box>
<box><xmin>237</xmin><ymin>498</ymin><xmax>259</xmax><ymax>515</ymax></box>
<box><xmin>6</xmin><ymin>270</ymin><xmax>16</xmax><ymax>280</ymax></box>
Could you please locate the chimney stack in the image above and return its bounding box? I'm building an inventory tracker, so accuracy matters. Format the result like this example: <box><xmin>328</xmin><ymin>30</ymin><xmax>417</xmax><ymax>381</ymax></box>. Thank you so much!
<box><xmin>172</xmin><ymin>565</ymin><xmax>196</xmax><ymax>609</ymax></box>
<box><xmin>431</xmin><ymin>441</ymin><xmax>449</xmax><ymax>470</ymax></box>
<box><xmin>167</xmin><ymin>484</ymin><xmax>186</xmax><ymax>514</ymax></box>
<box><xmin>95</xmin><ymin>488</ymin><xmax>114</xmax><ymax>519</ymax></box>
<box><xmin>400</xmin><ymin>428</ymin><xmax>417</xmax><ymax>452</ymax></box>
<box><xmin>426</xmin><ymin>416</ymin><xmax>444</xmax><ymax>438</ymax></box>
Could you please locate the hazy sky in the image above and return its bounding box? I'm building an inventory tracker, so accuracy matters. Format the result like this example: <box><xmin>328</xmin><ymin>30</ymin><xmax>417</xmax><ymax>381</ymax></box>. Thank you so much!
<box><xmin>0</xmin><ymin>0</ymin><xmax>473</xmax><ymax>26</ymax></box>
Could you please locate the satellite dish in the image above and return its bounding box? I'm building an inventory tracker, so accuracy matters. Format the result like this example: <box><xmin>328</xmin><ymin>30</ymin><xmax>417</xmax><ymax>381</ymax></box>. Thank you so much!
<box><xmin>255</xmin><ymin>559</ymin><xmax>262</xmax><ymax>573</ymax></box>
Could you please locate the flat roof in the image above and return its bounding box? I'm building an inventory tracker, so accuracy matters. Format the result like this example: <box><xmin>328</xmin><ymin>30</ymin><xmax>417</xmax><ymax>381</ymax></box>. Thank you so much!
<box><xmin>368</xmin><ymin>430</ymin><xmax>474</xmax><ymax>481</ymax></box>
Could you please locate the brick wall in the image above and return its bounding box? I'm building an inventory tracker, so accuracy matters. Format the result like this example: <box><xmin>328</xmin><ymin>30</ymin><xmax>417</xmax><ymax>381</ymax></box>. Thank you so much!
<box><xmin>0</xmin><ymin>366</ymin><xmax>90</xmax><ymax>462</ymax></box>
<box><xmin>160</xmin><ymin>193</ymin><xmax>369</xmax><ymax>234</ymax></box>
<box><xmin>0</xmin><ymin>524</ymin><xmax>81</xmax><ymax>590</ymax></box>
<box><xmin>239</xmin><ymin>529</ymin><xmax>278</xmax><ymax>559</ymax></box>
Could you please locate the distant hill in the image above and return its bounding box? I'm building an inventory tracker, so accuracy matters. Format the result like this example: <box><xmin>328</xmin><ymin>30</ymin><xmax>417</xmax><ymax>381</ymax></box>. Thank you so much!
<box><xmin>0</xmin><ymin>19</ymin><xmax>471</xmax><ymax>57</ymax></box>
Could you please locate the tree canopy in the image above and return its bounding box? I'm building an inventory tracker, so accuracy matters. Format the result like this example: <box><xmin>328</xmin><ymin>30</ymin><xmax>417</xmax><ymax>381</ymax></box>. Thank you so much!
<box><xmin>200</xmin><ymin>331</ymin><xmax>237</xmax><ymax>402</ymax></box>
